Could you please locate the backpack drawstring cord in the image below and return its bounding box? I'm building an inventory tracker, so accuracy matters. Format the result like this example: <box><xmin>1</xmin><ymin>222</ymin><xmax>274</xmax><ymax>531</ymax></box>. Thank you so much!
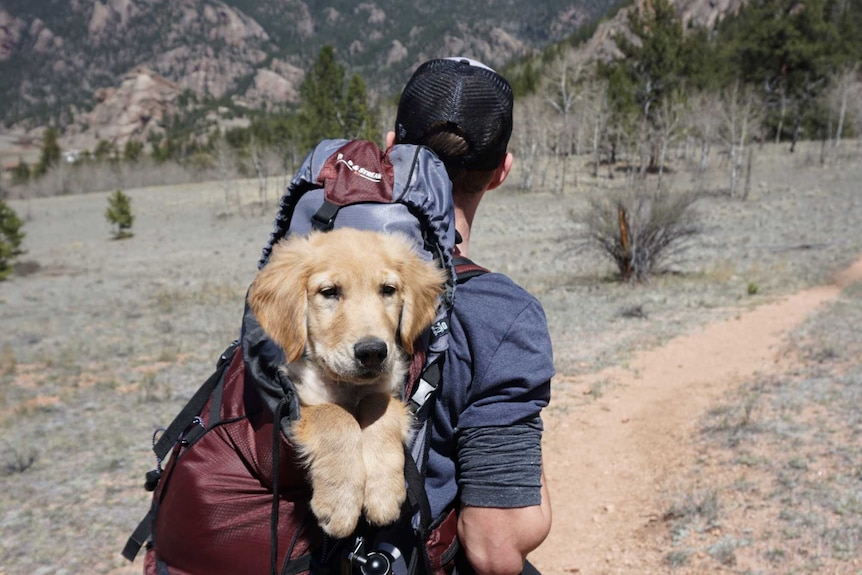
<box><xmin>270</xmin><ymin>396</ymin><xmax>290</xmax><ymax>575</ymax></box>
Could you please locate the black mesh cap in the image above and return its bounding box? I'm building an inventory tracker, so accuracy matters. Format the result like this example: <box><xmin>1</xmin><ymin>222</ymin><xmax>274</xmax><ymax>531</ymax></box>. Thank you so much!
<box><xmin>395</xmin><ymin>58</ymin><xmax>513</xmax><ymax>171</ymax></box>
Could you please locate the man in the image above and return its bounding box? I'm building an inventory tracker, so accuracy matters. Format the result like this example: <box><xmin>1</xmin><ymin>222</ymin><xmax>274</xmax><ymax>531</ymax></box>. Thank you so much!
<box><xmin>389</xmin><ymin>58</ymin><xmax>553</xmax><ymax>575</ymax></box>
<box><xmin>132</xmin><ymin>58</ymin><xmax>551</xmax><ymax>575</ymax></box>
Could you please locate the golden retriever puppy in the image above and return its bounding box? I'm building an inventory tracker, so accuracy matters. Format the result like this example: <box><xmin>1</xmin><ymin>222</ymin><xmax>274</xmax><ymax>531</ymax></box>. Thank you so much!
<box><xmin>248</xmin><ymin>228</ymin><xmax>446</xmax><ymax>538</ymax></box>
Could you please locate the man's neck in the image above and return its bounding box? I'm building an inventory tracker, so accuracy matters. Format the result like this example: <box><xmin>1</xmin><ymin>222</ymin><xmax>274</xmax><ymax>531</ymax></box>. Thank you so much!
<box><xmin>452</xmin><ymin>174</ymin><xmax>496</xmax><ymax>257</ymax></box>
<box><xmin>455</xmin><ymin>221</ymin><xmax>471</xmax><ymax>257</ymax></box>
<box><xmin>454</xmin><ymin>199</ymin><xmax>480</xmax><ymax>258</ymax></box>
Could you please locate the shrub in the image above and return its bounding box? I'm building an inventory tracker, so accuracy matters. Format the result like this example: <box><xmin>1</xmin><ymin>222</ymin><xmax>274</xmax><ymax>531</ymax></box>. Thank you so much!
<box><xmin>576</xmin><ymin>183</ymin><xmax>701</xmax><ymax>282</ymax></box>
<box><xmin>1</xmin><ymin>445</ymin><xmax>39</xmax><ymax>476</ymax></box>
<box><xmin>11</xmin><ymin>158</ymin><xmax>30</xmax><ymax>185</ymax></box>
<box><xmin>664</xmin><ymin>488</ymin><xmax>721</xmax><ymax>545</ymax></box>
<box><xmin>0</xmin><ymin>344</ymin><xmax>15</xmax><ymax>377</ymax></box>
<box><xmin>140</xmin><ymin>371</ymin><xmax>171</xmax><ymax>403</ymax></box>
<box><xmin>0</xmin><ymin>199</ymin><xmax>25</xmax><ymax>280</ymax></box>
<box><xmin>105</xmin><ymin>189</ymin><xmax>134</xmax><ymax>239</ymax></box>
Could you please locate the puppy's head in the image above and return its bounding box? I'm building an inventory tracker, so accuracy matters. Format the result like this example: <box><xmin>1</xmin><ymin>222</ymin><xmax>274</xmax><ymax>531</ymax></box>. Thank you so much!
<box><xmin>248</xmin><ymin>228</ymin><xmax>446</xmax><ymax>383</ymax></box>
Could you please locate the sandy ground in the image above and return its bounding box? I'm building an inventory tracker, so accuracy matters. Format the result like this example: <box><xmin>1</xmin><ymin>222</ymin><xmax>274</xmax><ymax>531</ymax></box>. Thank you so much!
<box><xmin>532</xmin><ymin>257</ymin><xmax>862</xmax><ymax>574</ymax></box>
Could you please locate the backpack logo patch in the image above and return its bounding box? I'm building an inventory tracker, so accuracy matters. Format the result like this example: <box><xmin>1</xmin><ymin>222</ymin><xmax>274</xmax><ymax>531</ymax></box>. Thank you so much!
<box><xmin>318</xmin><ymin>140</ymin><xmax>394</xmax><ymax>206</ymax></box>
<box><xmin>431</xmin><ymin>320</ymin><xmax>449</xmax><ymax>338</ymax></box>
<box><xmin>335</xmin><ymin>153</ymin><xmax>383</xmax><ymax>183</ymax></box>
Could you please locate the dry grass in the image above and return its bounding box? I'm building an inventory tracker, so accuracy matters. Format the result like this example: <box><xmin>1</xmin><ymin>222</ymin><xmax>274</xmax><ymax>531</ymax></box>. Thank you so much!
<box><xmin>663</xmin><ymin>281</ymin><xmax>862</xmax><ymax>573</ymax></box>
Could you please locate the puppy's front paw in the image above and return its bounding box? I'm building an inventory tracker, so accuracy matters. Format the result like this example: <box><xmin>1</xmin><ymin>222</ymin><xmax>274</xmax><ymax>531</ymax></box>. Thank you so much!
<box><xmin>311</xmin><ymin>479</ymin><xmax>364</xmax><ymax>538</ymax></box>
<box><xmin>358</xmin><ymin>395</ymin><xmax>411</xmax><ymax>527</ymax></box>
<box><xmin>363</xmin><ymin>470</ymin><xmax>406</xmax><ymax>527</ymax></box>
<box><xmin>294</xmin><ymin>403</ymin><xmax>365</xmax><ymax>538</ymax></box>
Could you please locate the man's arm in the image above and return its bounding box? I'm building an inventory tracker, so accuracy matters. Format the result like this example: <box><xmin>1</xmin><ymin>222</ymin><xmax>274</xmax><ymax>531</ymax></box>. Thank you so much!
<box><xmin>457</xmin><ymin>472</ymin><xmax>551</xmax><ymax>575</ymax></box>
<box><xmin>452</xmin><ymin>286</ymin><xmax>554</xmax><ymax>575</ymax></box>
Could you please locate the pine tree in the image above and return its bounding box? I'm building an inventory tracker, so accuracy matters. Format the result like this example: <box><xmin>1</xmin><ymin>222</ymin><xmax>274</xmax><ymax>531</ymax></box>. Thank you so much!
<box><xmin>11</xmin><ymin>158</ymin><xmax>30</xmax><ymax>185</ymax></box>
<box><xmin>0</xmin><ymin>199</ymin><xmax>25</xmax><ymax>281</ymax></box>
<box><xmin>95</xmin><ymin>139</ymin><xmax>116</xmax><ymax>162</ymax></box>
<box><xmin>105</xmin><ymin>189</ymin><xmax>134</xmax><ymax>239</ymax></box>
<box><xmin>719</xmin><ymin>0</ymin><xmax>843</xmax><ymax>145</ymax></box>
<box><xmin>682</xmin><ymin>28</ymin><xmax>726</xmax><ymax>93</ymax></box>
<box><xmin>509</xmin><ymin>61</ymin><xmax>541</xmax><ymax>97</ymax></box>
<box><xmin>298</xmin><ymin>45</ymin><xmax>346</xmax><ymax>148</ymax></box>
<box><xmin>297</xmin><ymin>46</ymin><xmax>379</xmax><ymax>148</ymax></box>
<box><xmin>343</xmin><ymin>74</ymin><xmax>378</xmax><ymax>142</ymax></box>
<box><xmin>598</xmin><ymin>0</ymin><xmax>688</xmax><ymax>170</ymax></box>
<box><xmin>610</xmin><ymin>0</ymin><xmax>687</xmax><ymax>122</ymax></box>
<box><xmin>35</xmin><ymin>127</ymin><xmax>61</xmax><ymax>176</ymax></box>
<box><xmin>833</xmin><ymin>0</ymin><xmax>862</xmax><ymax>61</ymax></box>
<box><xmin>124</xmin><ymin>141</ymin><xmax>144</xmax><ymax>162</ymax></box>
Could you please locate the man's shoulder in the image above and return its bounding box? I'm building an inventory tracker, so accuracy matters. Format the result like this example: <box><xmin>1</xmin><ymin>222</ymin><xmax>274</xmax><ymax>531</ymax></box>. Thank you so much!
<box><xmin>456</xmin><ymin>269</ymin><xmax>540</xmax><ymax>308</ymax></box>
<box><xmin>452</xmin><ymin>270</ymin><xmax>548</xmax><ymax>334</ymax></box>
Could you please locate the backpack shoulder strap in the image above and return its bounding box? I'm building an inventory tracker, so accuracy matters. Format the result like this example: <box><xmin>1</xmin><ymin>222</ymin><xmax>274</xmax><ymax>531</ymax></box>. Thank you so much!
<box><xmin>453</xmin><ymin>256</ymin><xmax>489</xmax><ymax>283</ymax></box>
<box><xmin>151</xmin><ymin>340</ymin><xmax>240</xmax><ymax>460</ymax></box>
<box><xmin>405</xmin><ymin>257</ymin><xmax>488</xmax><ymax>416</ymax></box>
<box><xmin>122</xmin><ymin>340</ymin><xmax>240</xmax><ymax>563</ymax></box>
<box><xmin>401</xmin><ymin>256</ymin><xmax>490</xmax><ymax>516</ymax></box>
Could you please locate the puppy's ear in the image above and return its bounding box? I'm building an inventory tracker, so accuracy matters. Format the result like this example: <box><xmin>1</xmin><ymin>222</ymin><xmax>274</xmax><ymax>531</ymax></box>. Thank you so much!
<box><xmin>398</xmin><ymin>255</ymin><xmax>446</xmax><ymax>355</ymax></box>
<box><xmin>248</xmin><ymin>236</ymin><xmax>311</xmax><ymax>362</ymax></box>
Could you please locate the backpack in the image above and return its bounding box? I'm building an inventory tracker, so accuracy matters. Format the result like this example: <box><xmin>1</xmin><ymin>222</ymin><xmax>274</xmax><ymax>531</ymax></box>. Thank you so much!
<box><xmin>123</xmin><ymin>139</ymin><xmax>489</xmax><ymax>575</ymax></box>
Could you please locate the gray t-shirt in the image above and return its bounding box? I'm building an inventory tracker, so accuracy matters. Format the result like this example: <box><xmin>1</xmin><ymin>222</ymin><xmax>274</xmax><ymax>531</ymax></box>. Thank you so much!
<box><xmin>425</xmin><ymin>270</ymin><xmax>554</xmax><ymax>520</ymax></box>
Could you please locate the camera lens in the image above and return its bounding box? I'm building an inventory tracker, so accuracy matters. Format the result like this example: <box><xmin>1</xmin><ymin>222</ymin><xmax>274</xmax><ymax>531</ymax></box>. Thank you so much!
<box><xmin>359</xmin><ymin>551</ymin><xmax>391</xmax><ymax>575</ymax></box>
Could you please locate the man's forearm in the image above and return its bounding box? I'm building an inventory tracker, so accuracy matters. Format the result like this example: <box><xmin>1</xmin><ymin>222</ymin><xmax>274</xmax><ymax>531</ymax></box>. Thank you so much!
<box><xmin>457</xmin><ymin>471</ymin><xmax>551</xmax><ymax>575</ymax></box>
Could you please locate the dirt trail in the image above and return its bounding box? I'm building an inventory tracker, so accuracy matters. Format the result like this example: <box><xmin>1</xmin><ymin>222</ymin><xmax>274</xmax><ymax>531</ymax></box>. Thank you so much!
<box><xmin>531</xmin><ymin>257</ymin><xmax>862</xmax><ymax>575</ymax></box>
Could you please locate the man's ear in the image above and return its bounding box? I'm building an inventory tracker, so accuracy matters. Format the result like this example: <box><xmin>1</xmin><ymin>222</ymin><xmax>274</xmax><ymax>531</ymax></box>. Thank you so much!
<box><xmin>385</xmin><ymin>131</ymin><xmax>396</xmax><ymax>149</ymax></box>
<box><xmin>486</xmin><ymin>152</ymin><xmax>514</xmax><ymax>191</ymax></box>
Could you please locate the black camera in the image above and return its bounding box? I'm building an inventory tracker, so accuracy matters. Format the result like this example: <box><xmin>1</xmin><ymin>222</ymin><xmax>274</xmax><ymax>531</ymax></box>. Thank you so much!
<box><xmin>345</xmin><ymin>537</ymin><xmax>408</xmax><ymax>575</ymax></box>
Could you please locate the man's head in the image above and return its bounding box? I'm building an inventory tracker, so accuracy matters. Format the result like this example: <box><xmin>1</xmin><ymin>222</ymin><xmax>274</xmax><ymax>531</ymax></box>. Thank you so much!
<box><xmin>394</xmin><ymin>58</ymin><xmax>513</xmax><ymax>177</ymax></box>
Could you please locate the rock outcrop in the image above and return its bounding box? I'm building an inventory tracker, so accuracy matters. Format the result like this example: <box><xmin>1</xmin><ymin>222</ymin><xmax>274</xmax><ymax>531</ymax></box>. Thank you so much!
<box><xmin>64</xmin><ymin>69</ymin><xmax>182</xmax><ymax>150</ymax></box>
<box><xmin>0</xmin><ymin>9</ymin><xmax>26</xmax><ymax>61</ymax></box>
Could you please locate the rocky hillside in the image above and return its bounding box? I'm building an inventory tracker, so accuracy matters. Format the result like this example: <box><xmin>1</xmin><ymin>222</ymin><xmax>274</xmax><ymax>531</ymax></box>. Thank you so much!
<box><xmin>0</xmin><ymin>0</ymin><xmax>616</xmax><ymax>136</ymax></box>
<box><xmin>567</xmin><ymin>0</ymin><xmax>746</xmax><ymax>64</ymax></box>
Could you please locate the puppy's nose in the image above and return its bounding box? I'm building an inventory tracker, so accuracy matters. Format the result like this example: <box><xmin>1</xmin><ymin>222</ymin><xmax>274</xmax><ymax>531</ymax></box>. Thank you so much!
<box><xmin>354</xmin><ymin>337</ymin><xmax>388</xmax><ymax>369</ymax></box>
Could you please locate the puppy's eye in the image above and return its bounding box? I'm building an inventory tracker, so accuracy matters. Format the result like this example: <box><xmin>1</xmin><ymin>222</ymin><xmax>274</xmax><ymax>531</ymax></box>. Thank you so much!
<box><xmin>319</xmin><ymin>286</ymin><xmax>340</xmax><ymax>299</ymax></box>
<box><xmin>381</xmin><ymin>284</ymin><xmax>397</xmax><ymax>297</ymax></box>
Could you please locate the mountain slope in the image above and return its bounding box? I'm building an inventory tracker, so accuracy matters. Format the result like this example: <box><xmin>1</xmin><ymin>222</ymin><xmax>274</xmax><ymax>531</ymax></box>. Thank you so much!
<box><xmin>0</xmin><ymin>0</ymin><xmax>618</xmax><ymax>131</ymax></box>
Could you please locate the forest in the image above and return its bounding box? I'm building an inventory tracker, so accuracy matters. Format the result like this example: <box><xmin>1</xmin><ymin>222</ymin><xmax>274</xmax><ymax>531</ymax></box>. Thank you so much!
<box><xmin>505</xmin><ymin>0</ymin><xmax>862</xmax><ymax>193</ymax></box>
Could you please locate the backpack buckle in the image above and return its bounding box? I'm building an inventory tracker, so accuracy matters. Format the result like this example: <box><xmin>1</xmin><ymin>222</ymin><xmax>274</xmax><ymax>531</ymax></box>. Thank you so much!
<box><xmin>311</xmin><ymin>200</ymin><xmax>340</xmax><ymax>231</ymax></box>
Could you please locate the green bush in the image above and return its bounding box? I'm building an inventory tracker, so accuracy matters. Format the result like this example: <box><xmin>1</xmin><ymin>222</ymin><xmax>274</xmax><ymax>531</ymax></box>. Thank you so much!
<box><xmin>0</xmin><ymin>199</ymin><xmax>25</xmax><ymax>280</ymax></box>
<box><xmin>11</xmin><ymin>159</ymin><xmax>30</xmax><ymax>185</ymax></box>
<box><xmin>105</xmin><ymin>189</ymin><xmax>134</xmax><ymax>239</ymax></box>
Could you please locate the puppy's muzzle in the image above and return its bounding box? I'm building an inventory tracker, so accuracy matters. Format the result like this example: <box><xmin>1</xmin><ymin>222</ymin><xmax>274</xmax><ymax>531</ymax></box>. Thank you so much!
<box><xmin>354</xmin><ymin>337</ymin><xmax>388</xmax><ymax>373</ymax></box>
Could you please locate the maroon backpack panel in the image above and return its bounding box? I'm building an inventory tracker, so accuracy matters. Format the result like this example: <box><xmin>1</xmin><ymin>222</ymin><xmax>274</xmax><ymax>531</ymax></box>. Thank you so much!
<box><xmin>146</xmin><ymin>352</ymin><xmax>321</xmax><ymax>575</ymax></box>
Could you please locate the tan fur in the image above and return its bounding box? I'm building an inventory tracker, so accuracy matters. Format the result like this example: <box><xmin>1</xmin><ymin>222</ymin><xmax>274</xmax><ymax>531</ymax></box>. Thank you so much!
<box><xmin>247</xmin><ymin>228</ymin><xmax>446</xmax><ymax>538</ymax></box>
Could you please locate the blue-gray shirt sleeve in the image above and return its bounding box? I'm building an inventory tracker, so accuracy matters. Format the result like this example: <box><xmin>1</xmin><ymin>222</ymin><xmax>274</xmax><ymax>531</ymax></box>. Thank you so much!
<box><xmin>456</xmin><ymin>275</ymin><xmax>553</xmax><ymax>428</ymax></box>
<box><xmin>447</xmin><ymin>273</ymin><xmax>553</xmax><ymax>508</ymax></box>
